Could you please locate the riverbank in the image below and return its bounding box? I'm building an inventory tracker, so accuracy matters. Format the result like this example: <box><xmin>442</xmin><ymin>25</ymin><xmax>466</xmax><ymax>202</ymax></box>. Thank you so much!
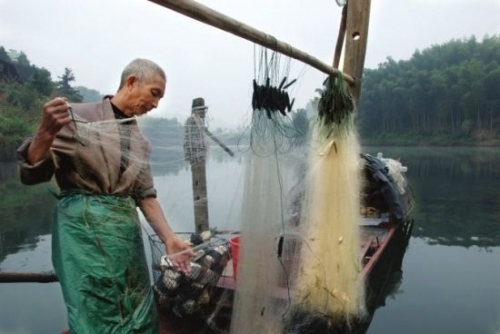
<box><xmin>361</xmin><ymin>130</ymin><xmax>500</xmax><ymax>147</ymax></box>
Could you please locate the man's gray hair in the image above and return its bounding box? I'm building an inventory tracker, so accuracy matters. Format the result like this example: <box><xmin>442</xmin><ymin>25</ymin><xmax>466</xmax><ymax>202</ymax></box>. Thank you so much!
<box><xmin>118</xmin><ymin>58</ymin><xmax>166</xmax><ymax>89</ymax></box>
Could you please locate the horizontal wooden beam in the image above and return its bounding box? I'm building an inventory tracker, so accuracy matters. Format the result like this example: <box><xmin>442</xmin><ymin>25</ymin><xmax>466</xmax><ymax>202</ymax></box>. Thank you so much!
<box><xmin>148</xmin><ymin>0</ymin><xmax>355</xmax><ymax>85</ymax></box>
<box><xmin>0</xmin><ymin>271</ymin><xmax>58</xmax><ymax>283</ymax></box>
<box><xmin>205</xmin><ymin>128</ymin><xmax>234</xmax><ymax>156</ymax></box>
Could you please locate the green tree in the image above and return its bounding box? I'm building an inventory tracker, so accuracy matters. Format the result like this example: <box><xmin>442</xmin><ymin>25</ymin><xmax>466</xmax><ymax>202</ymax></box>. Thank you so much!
<box><xmin>28</xmin><ymin>68</ymin><xmax>54</xmax><ymax>97</ymax></box>
<box><xmin>0</xmin><ymin>47</ymin><xmax>10</xmax><ymax>61</ymax></box>
<box><xmin>56</xmin><ymin>68</ymin><xmax>82</xmax><ymax>102</ymax></box>
<box><xmin>11</xmin><ymin>51</ymin><xmax>36</xmax><ymax>81</ymax></box>
<box><xmin>356</xmin><ymin>35</ymin><xmax>500</xmax><ymax>145</ymax></box>
<box><xmin>5</xmin><ymin>83</ymin><xmax>39</xmax><ymax>111</ymax></box>
<box><xmin>291</xmin><ymin>108</ymin><xmax>310</xmax><ymax>145</ymax></box>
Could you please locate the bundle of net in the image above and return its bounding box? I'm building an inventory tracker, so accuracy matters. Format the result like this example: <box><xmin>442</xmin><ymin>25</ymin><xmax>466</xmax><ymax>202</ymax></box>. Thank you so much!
<box><xmin>72</xmin><ymin>117</ymin><xmax>201</xmax><ymax>171</ymax></box>
<box><xmin>281</xmin><ymin>72</ymin><xmax>368</xmax><ymax>333</ymax></box>
<box><xmin>151</xmin><ymin>232</ymin><xmax>232</xmax><ymax>332</ymax></box>
<box><xmin>229</xmin><ymin>65</ymin><xmax>311</xmax><ymax>333</ymax></box>
<box><xmin>245</xmin><ymin>47</ymin><xmax>305</xmax><ymax>158</ymax></box>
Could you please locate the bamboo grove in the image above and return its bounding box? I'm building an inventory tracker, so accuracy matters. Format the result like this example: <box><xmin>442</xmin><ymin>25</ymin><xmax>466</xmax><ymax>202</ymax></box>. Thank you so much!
<box><xmin>1</xmin><ymin>35</ymin><xmax>499</xmax><ymax>161</ymax></box>
<box><xmin>358</xmin><ymin>35</ymin><xmax>500</xmax><ymax>145</ymax></box>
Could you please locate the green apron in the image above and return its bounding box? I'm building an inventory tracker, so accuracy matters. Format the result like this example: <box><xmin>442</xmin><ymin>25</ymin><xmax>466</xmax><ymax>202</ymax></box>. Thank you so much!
<box><xmin>52</xmin><ymin>192</ymin><xmax>158</xmax><ymax>333</ymax></box>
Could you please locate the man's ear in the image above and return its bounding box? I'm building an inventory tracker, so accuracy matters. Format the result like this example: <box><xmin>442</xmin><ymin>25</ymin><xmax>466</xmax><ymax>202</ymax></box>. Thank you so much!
<box><xmin>125</xmin><ymin>75</ymin><xmax>138</xmax><ymax>89</ymax></box>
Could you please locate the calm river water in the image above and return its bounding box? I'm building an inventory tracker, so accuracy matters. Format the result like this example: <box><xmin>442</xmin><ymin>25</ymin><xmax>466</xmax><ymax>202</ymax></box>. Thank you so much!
<box><xmin>0</xmin><ymin>146</ymin><xmax>499</xmax><ymax>334</ymax></box>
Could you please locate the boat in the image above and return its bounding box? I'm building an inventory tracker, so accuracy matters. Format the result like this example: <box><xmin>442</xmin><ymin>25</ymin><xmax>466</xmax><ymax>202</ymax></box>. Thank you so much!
<box><xmin>0</xmin><ymin>2</ymin><xmax>412</xmax><ymax>333</ymax></box>
<box><xmin>152</xmin><ymin>152</ymin><xmax>415</xmax><ymax>334</ymax></box>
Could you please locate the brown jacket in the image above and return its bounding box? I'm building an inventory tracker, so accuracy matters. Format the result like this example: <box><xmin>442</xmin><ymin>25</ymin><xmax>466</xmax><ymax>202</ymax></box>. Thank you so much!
<box><xmin>17</xmin><ymin>98</ymin><xmax>156</xmax><ymax>202</ymax></box>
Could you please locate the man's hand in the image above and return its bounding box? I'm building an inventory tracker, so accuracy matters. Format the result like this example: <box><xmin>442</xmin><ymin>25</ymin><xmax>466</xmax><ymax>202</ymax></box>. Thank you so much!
<box><xmin>165</xmin><ymin>236</ymin><xmax>196</xmax><ymax>274</ymax></box>
<box><xmin>39</xmin><ymin>97</ymin><xmax>72</xmax><ymax>136</ymax></box>
<box><xmin>138</xmin><ymin>198</ymin><xmax>196</xmax><ymax>274</ymax></box>
<box><xmin>27</xmin><ymin>97</ymin><xmax>72</xmax><ymax>165</ymax></box>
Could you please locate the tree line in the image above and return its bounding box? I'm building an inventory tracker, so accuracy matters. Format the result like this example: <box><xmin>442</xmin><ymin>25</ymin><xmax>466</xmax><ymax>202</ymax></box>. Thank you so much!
<box><xmin>0</xmin><ymin>46</ymin><xmax>88</xmax><ymax>161</ymax></box>
<box><xmin>357</xmin><ymin>35</ymin><xmax>500</xmax><ymax>146</ymax></box>
<box><xmin>1</xmin><ymin>36</ymin><xmax>499</xmax><ymax>161</ymax></box>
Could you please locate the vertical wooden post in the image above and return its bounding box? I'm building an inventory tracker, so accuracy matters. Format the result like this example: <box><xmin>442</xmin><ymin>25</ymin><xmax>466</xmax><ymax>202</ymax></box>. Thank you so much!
<box><xmin>342</xmin><ymin>0</ymin><xmax>372</xmax><ymax>102</ymax></box>
<box><xmin>184</xmin><ymin>97</ymin><xmax>210</xmax><ymax>234</ymax></box>
<box><xmin>190</xmin><ymin>161</ymin><xmax>209</xmax><ymax>234</ymax></box>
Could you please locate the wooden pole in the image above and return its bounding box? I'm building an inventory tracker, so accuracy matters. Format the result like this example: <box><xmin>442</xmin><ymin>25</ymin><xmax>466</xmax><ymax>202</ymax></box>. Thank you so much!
<box><xmin>190</xmin><ymin>161</ymin><xmax>209</xmax><ymax>234</ymax></box>
<box><xmin>0</xmin><ymin>271</ymin><xmax>58</xmax><ymax>283</ymax></box>
<box><xmin>205</xmin><ymin>128</ymin><xmax>234</xmax><ymax>157</ymax></box>
<box><xmin>184</xmin><ymin>110</ymin><xmax>210</xmax><ymax>234</ymax></box>
<box><xmin>342</xmin><ymin>0</ymin><xmax>372</xmax><ymax>101</ymax></box>
<box><xmin>333</xmin><ymin>4</ymin><xmax>348</xmax><ymax>70</ymax></box>
<box><xmin>148</xmin><ymin>0</ymin><xmax>355</xmax><ymax>85</ymax></box>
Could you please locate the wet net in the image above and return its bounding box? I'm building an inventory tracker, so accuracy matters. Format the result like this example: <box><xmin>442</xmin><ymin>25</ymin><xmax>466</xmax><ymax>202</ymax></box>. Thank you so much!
<box><xmin>150</xmin><ymin>233</ymin><xmax>230</xmax><ymax>319</ymax></box>
<box><xmin>57</xmin><ymin>42</ymin><xmax>369</xmax><ymax>333</ymax></box>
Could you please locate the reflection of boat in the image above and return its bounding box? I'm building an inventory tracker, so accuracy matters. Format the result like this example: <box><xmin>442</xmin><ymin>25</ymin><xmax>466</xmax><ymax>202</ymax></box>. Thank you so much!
<box><xmin>154</xmin><ymin>153</ymin><xmax>415</xmax><ymax>333</ymax></box>
<box><xmin>358</xmin><ymin>153</ymin><xmax>415</xmax><ymax>329</ymax></box>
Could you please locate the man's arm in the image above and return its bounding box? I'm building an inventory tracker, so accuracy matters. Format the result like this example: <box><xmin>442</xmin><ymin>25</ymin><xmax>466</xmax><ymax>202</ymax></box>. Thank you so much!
<box><xmin>17</xmin><ymin>97</ymin><xmax>72</xmax><ymax>185</ymax></box>
<box><xmin>27</xmin><ymin>97</ymin><xmax>72</xmax><ymax>164</ymax></box>
<box><xmin>139</xmin><ymin>197</ymin><xmax>194</xmax><ymax>273</ymax></box>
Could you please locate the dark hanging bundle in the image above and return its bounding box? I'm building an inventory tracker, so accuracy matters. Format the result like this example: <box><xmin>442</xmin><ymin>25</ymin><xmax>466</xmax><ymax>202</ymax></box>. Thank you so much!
<box><xmin>251</xmin><ymin>76</ymin><xmax>296</xmax><ymax>119</ymax></box>
<box><xmin>317</xmin><ymin>71</ymin><xmax>354</xmax><ymax>127</ymax></box>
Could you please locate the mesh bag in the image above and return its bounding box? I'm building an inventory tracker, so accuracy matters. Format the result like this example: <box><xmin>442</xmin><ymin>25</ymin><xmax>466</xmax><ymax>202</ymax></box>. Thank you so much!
<box><xmin>149</xmin><ymin>234</ymin><xmax>230</xmax><ymax>319</ymax></box>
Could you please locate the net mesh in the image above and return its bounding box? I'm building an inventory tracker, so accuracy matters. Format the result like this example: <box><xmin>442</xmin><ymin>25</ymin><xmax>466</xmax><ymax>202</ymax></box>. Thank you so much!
<box><xmin>150</xmin><ymin>234</ymin><xmax>230</xmax><ymax>319</ymax></box>
<box><xmin>59</xmin><ymin>51</ymin><xmax>368</xmax><ymax>332</ymax></box>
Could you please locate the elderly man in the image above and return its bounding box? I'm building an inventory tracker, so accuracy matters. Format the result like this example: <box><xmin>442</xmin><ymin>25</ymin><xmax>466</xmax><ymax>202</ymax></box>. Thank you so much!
<box><xmin>17</xmin><ymin>58</ymin><xmax>193</xmax><ymax>333</ymax></box>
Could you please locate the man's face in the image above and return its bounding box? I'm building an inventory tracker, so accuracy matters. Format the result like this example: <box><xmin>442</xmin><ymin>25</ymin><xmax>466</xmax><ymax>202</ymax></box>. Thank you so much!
<box><xmin>126</xmin><ymin>74</ymin><xmax>166</xmax><ymax>116</ymax></box>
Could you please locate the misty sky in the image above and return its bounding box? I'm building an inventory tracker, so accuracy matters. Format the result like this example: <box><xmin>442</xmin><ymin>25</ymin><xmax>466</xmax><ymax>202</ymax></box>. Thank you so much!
<box><xmin>1</xmin><ymin>0</ymin><xmax>499</xmax><ymax>129</ymax></box>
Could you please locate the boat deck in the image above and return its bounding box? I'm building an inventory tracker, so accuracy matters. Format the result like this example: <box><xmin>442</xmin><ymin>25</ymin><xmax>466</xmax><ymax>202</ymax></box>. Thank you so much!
<box><xmin>215</xmin><ymin>222</ymin><xmax>392</xmax><ymax>290</ymax></box>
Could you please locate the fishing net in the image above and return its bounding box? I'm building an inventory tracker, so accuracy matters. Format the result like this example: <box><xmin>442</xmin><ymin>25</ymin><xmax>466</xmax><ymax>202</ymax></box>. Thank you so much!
<box><xmin>53</xmin><ymin>101</ymin><xmax>241</xmax><ymax>332</ymax></box>
<box><xmin>229</xmin><ymin>109</ymin><xmax>303</xmax><ymax>334</ymax></box>
<box><xmin>284</xmin><ymin>113</ymin><xmax>367</xmax><ymax>332</ymax></box>
<box><xmin>246</xmin><ymin>46</ymin><xmax>305</xmax><ymax>157</ymax></box>
<box><xmin>227</xmin><ymin>67</ymin><xmax>367</xmax><ymax>333</ymax></box>
<box><xmin>50</xmin><ymin>48</ymin><xmax>367</xmax><ymax>333</ymax></box>
<box><xmin>150</xmin><ymin>233</ymin><xmax>230</xmax><ymax>319</ymax></box>
<box><xmin>282</xmin><ymin>73</ymin><xmax>367</xmax><ymax>332</ymax></box>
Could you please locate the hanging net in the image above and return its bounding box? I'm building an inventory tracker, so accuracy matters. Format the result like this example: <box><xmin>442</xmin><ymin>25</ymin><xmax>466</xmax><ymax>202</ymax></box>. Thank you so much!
<box><xmin>44</xmin><ymin>42</ymin><xmax>369</xmax><ymax>333</ymax></box>
<box><xmin>245</xmin><ymin>46</ymin><xmax>305</xmax><ymax>157</ymax></box>
<box><xmin>283</xmin><ymin>72</ymin><xmax>367</xmax><ymax>331</ymax></box>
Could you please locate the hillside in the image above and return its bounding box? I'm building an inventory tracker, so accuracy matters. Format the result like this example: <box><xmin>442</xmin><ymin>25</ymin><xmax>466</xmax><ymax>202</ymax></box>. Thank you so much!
<box><xmin>1</xmin><ymin>36</ymin><xmax>499</xmax><ymax>162</ymax></box>
<box><xmin>358</xmin><ymin>35</ymin><xmax>500</xmax><ymax>146</ymax></box>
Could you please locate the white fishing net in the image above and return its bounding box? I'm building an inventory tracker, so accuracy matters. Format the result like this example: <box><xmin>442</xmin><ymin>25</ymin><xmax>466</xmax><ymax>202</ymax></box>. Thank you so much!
<box><xmin>62</xmin><ymin>59</ymin><xmax>367</xmax><ymax>333</ymax></box>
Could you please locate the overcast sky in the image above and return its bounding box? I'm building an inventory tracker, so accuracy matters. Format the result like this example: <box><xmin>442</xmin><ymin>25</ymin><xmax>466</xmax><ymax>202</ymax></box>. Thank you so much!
<box><xmin>1</xmin><ymin>0</ymin><xmax>499</xmax><ymax>129</ymax></box>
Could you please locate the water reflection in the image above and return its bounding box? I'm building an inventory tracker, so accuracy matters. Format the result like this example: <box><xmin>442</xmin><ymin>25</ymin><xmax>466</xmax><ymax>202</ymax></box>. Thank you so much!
<box><xmin>2</xmin><ymin>147</ymin><xmax>499</xmax><ymax>268</ymax></box>
<box><xmin>149</xmin><ymin>147</ymin><xmax>187</xmax><ymax>176</ymax></box>
<box><xmin>366</xmin><ymin>147</ymin><xmax>500</xmax><ymax>248</ymax></box>
<box><xmin>1</xmin><ymin>147</ymin><xmax>499</xmax><ymax>334</ymax></box>
<box><xmin>0</xmin><ymin>163</ymin><xmax>57</xmax><ymax>266</ymax></box>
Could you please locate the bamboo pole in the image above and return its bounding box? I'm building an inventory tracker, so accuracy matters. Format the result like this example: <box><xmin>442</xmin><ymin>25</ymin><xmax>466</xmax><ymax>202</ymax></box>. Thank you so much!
<box><xmin>205</xmin><ymin>128</ymin><xmax>234</xmax><ymax>157</ymax></box>
<box><xmin>0</xmin><ymin>271</ymin><xmax>58</xmax><ymax>283</ymax></box>
<box><xmin>148</xmin><ymin>0</ymin><xmax>355</xmax><ymax>85</ymax></box>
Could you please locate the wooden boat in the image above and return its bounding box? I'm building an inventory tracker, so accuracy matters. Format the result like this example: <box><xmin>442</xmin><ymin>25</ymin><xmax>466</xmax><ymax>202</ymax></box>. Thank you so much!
<box><xmin>155</xmin><ymin>153</ymin><xmax>415</xmax><ymax>334</ymax></box>
<box><xmin>0</xmin><ymin>2</ymin><xmax>406</xmax><ymax>333</ymax></box>
<box><xmin>145</xmin><ymin>2</ymin><xmax>384</xmax><ymax>331</ymax></box>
